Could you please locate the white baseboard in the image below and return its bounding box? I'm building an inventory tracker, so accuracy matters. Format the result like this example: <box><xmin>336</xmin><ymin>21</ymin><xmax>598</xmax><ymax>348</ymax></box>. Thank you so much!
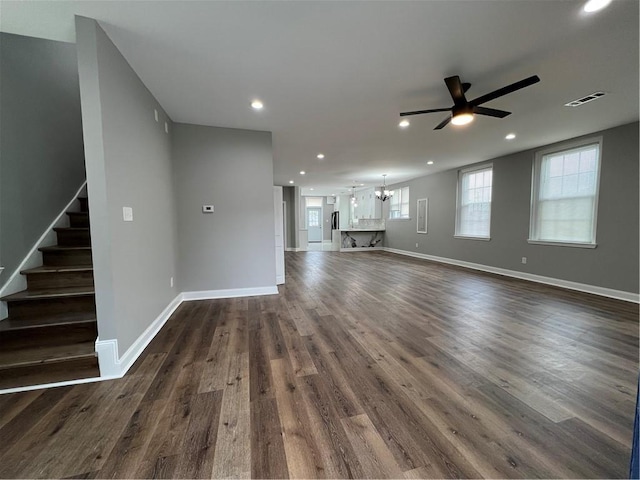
<box><xmin>182</xmin><ymin>285</ymin><xmax>278</xmax><ymax>301</ymax></box>
<box><xmin>0</xmin><ymin>374</ymin><xmax>107</xmax><ymax>395</ymax></box>
<box><xmin>97</xmin><ymin>287</ymin><xmax>278</xmax><ymax>377</ymax></box>
<box><xmin>384</xmin><ymin>247</ymin><xmax>639</xmax><ymax>303</ymax></box>
<box><xmin>95</xmin><ymin>338</ymin><xmax>120</xmax><ymax>378</ymax></box>
<box><xmin>95</xmin><ymin>293</ymin><xmax>183</xmax><ymax>378</ymax></box>
<box><xmin>285</xmin><ymin>247</ymin><xmax>300</xmax><ymax>252</ymax></box>
<box><xmin>340</xmin><ymin>247</ymin><xmax>384</xmax><ymax>252</ymax></box>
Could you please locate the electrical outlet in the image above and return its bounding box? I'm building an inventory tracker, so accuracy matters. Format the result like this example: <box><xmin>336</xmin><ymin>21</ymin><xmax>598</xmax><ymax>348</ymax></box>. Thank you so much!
<box><xmin>164</xmin><ymin>122</ymin><xmax>169</xmax><ymax>134</ymax></box>
<box><xmin>202</xmin><ymin>205</ymin><xmax>214</xmax><ymax>213</ymax></box>
<box><xmin>170</xmin><ymin>276</ymin><xmax>174</xmax><ymax>288</ymax></box>
<box><xmin>521</xmin><ymin>256</ymin><xmax>527</xmax><ymax>264</ymax></box>
<box><xmin>416</xmin><ymin>243</ymin><xmax>419</xmax><ymax>248</ymax></box>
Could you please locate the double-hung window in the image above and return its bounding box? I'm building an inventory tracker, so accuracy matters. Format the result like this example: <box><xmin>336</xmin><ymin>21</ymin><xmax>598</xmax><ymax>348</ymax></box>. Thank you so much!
<box><xmin>455</xmin><ymin>164</ymin><xmax>493</xmax><ymax>239</ymax></box>
<box><xmin>529</xmin><ymin>138</ymin><xmax>601</xmax><ymax>247</ymax></box>
<box><xmin>389</xmin><ymin>186</ymin><xmax>410</xmax><ymax>219</ymax></box>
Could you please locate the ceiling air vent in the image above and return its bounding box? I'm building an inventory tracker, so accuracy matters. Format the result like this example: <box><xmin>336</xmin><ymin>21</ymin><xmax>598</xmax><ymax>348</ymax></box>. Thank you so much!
<box><xmin>564</xmin><ymin>91</ymin><xmax>606</xmax><ymax>107</ymax></box>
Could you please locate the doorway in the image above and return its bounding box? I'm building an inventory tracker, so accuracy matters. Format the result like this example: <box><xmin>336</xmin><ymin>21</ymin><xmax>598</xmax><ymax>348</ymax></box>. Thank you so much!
<box><xmin>307</xmin><ymin>206</ymin><xmax>322</xmax><ymax>242</ymax></box>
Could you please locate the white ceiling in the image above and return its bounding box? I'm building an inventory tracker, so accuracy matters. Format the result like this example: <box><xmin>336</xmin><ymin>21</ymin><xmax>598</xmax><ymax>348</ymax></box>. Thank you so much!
<box><xmin>2</xmin><ymin>1</ymin><xmax>638</xmax><ymax>196</ymax></box>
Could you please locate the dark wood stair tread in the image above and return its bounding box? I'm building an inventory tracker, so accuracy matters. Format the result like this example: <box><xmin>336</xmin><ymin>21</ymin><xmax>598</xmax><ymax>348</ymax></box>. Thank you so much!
<box><xmin>21</xmin><ymin>265</ymin><xmax>93</xmax><ymax>275</ymax></box>
<box><xmin>0</xmin><ymin>341</ymin><xmax>96</xmax><ymax>370</ymax></box>
<box><xmin>0</xmin><ymin>312</ymin><xmax>97</xmax><ymax>332</ymax></box>
<box><xmin>0</xmin><ymin>192</ymin><xmax>98</xmax><ymax>390</ymax></box>
<box><xmin>39</xmin><ymin>245</ymin><xmax>91</xmax><ymax>252</ymax></box>
<box><xmin>1</xmin><ymin>286</ymin><xmax>95</xmax><ymax>302</ymax></box>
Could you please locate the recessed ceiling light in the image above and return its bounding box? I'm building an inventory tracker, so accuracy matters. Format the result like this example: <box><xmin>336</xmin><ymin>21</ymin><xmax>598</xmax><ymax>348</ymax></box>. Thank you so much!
<box><xmin>317</xmin><ymin>153</ymin><xmax>325</xmax><ymax>159</ymax></box>
<box><xmin>583</xmin><ymin>0</ymin><xmax>611</xmax><ymax>12</ymax></box>
<box><xmin>310</xmin><ymin>188</ymin><xmax>314</xmax><ymax>191</ymax></box>
<box><xmin>300</xmin><ymin>171</ymin><xmax>306</xmax><ymax>175</ymax></box>
<box><xmin>360</xmin><ymin>183</ymin><xmax>364</xmax><ymax>186</ymax></box>
<box><xmin>427</xmin><ymin>161</ymin><xmax>434</xmax><ymax>165</ymax></box>
<box><xmin>398</xmin><ymin>119</ymin><xmax>410</xmax><ymax>128</ymax></box>
<box><xmin>505</xmin><ymin>133</ymin><xmax>516</xmax><ymax>140</ymax></box>
<box><xmin>251</xmin><ymin>100</ymin><xmax>264</xmax><ymax>110</ymax></box>
<box><xmin>289</xmin><ymin>180</ymin><xmax>294</xmax><ymax>184</ymax></box>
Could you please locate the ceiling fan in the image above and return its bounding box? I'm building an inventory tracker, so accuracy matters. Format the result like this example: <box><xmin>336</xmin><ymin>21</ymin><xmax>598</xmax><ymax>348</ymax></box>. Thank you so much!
<box><xmin>400</xmin><ymin>74</ymin><xmax>540</xmax><ymax>130</ymax></box>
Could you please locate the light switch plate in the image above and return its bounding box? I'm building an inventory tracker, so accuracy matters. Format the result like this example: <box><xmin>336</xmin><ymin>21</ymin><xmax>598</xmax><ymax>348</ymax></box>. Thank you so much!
<box><xmin>123</xmin><ymin>206</ymin><xmax>134</xmax><ymax>222</ymax></box>
<box><xmin>164</xmin><ymin>122</ymin><xmax>169</xmax><ymax>134</ymax></box>
<box><xmin>202</xmin><ymin>205</ymin><xmax>214</xmax><ymax>213</ymax></box>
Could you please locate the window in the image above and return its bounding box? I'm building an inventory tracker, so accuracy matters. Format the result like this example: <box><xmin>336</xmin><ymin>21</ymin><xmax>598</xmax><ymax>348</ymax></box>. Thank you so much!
<box><xmin>307</xmin><ymin>209</ymin><xmax>320</xmax><ymax>227</ymax></box>
<box><xmin>389</xmin><ymin>186</ymin><xmax>410</xmax><ymax>219</ymax></box>
<box><xmin>529</xmin><ymin>139</ymin><xmax>601</xmax><ymax>246</ymax></box>
<box><xmin>455</xmin><ymin>164</ymin><xmax>492</xmax><ymax>239</ymax></box>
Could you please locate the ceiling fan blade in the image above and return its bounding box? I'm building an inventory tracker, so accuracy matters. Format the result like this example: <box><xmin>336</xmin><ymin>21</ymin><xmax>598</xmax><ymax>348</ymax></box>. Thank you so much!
<box><xmin>462</xmin><ymin>82</ymin><xmax>471</xmax><ymax>93</ymax></box>
<box><xmin>400</xmin><ymin>107</ymin><xmax>451</xmax><ymax>117</ymax></box>
<box><xmin>444</xmin><ymin>76</ymin><xmax>467</xmax><ymax>105</ymax></box>
<box><xmin>434</xmin><ymin>116</ymin><xmax>452</xmax><ymax>130</ymax></box>
<box><xmin>473</xmin><ymin>106</ymin><xmax>511</xmax><ymax>118</ymax></box>
<box><xmin>470</xmin><ymin>75</ymin><xmax>540</xmax><ymax>107</ymax></box>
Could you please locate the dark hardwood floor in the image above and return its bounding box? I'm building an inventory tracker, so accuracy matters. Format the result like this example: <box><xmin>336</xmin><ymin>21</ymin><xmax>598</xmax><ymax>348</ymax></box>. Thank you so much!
<box><xmin>0</xmin><ymin>251</ymin><xmax>637</xmax><ymax>478</ymax></box>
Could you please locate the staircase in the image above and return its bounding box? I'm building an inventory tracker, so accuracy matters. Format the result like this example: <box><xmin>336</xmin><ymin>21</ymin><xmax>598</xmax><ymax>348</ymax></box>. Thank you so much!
<box><xmin>0</xmin><ymin>196</ymin><xmax>99</xmax><ymax>390</ymax></box>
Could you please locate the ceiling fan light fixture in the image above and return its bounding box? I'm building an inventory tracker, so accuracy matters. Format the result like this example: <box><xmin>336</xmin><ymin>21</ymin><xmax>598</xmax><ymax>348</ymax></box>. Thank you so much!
<box><xmin>451</xmin><ymin>112</ymin><xmax>474</xmax><ymax>126</ymax></box>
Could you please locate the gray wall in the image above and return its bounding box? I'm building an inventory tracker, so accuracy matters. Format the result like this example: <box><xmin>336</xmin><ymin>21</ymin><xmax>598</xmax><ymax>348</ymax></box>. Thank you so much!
<box><xmin>172</xmin><ymin>123</ymin><xmax>276</xmax><ymax>291</ymax></box>
<box><xmin>0</xmin><ymin>33</ymin><xmax>85</xmax><ymax>285</ymax></box>
<box><xmin>76</xmin><ymin>17</ymin><xmax>179</xmax><ymax>355</ymax></box>
<box><xmin>384</xmin><ymin>122</ymin><xmax>639</xmax><ymax>294</ymax></box>
<box><xmin>283</xmin><ymin>186</ymin><xmax>297</xmax><ymax>248</ymax></box>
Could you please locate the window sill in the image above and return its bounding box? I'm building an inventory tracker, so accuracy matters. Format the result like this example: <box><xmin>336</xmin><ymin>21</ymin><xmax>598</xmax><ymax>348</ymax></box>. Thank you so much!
<box><xmin>454</xmin><ymin>235</ymin><xmax>491</xmax><ymax>241</ymax></box>
<box><xmin>527</xmin><ymin>239</ymin><xmax>597</xmax><ymax>249</ymax></box>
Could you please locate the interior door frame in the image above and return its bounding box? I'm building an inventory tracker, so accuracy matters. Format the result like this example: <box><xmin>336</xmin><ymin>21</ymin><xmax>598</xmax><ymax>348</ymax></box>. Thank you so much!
<box><xmin>283</xmin><ymin>200</ymin><xmax>288</xmax><ymax>249</ymax></box>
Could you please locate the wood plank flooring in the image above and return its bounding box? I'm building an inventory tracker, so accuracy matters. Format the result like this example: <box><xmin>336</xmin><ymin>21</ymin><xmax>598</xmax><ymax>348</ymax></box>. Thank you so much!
<box><xmin>0</xmin><ymin>251</ymin><xmax>638</xmax><ymax>478</ymax></box>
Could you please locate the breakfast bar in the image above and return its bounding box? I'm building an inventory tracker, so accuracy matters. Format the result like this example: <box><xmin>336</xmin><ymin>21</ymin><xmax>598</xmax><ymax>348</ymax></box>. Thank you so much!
<box><xmin>331</xmin><ymin>229</ymin><xmax>385</xmax><ymax>251</ymax></box>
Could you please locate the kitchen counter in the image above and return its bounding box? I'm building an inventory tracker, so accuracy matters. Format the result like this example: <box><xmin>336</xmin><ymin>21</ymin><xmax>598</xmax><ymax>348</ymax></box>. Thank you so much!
<box><xmin>332</xmin><ymin>229</ymin><xmax>384</xmax><ymax>251</ymax></box>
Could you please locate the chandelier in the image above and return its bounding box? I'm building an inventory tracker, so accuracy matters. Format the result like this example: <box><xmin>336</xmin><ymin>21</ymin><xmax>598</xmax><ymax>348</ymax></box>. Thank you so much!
<box><xmin>375</xmin><ymin>174</ymin><xmax>393</xmax><ymax>202</ymax></box>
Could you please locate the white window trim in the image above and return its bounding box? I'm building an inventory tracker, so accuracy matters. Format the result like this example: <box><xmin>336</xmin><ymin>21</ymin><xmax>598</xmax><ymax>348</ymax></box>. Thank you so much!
<box><xmin>455</xmin><ymin>163</ymin><xmax>493</xmax><ymax>240</ymax></box>
<box><xmin>527</xmin><ymin>239</ymin><xmax>597</xmax><ymax>248</ymax></box>
<box><xmin>389</xmin><ymin>186</ymin><xmax>410</xmax><ymax>220</ymax></box>
<box><xmin>528</xmin><ymin>136</ymin><xmax>602</xmax><ymax>248</ymax></box>
<box><xmin>454</xmin><ymin>235</ymin><xmax>491</xmax><ymax>241</ymax></box>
